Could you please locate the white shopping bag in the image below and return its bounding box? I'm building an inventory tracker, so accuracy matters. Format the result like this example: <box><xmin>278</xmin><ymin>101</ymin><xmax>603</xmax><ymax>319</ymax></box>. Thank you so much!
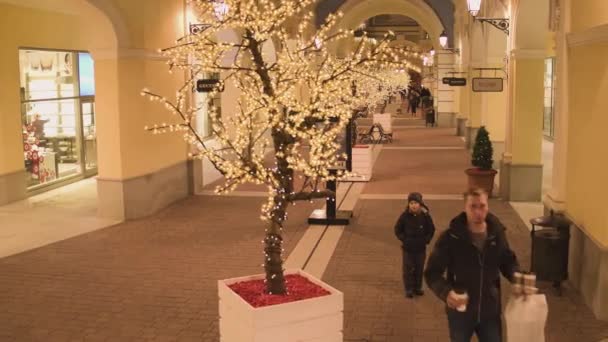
<box><xmin>504</xmin><ymin>294</ymin><xmax>548</xmax><ymax>342</ymax></box>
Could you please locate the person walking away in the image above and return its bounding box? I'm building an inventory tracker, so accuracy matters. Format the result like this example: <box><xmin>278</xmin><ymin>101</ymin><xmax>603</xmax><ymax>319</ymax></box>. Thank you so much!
<box><xmin>424</xmin><ymin>188</ymin><xmax>520</xmax><ymax>342</ymax></box>
<box><xmin>394</xmin><ymin>192</ymin><xmax>436</xmax><ymax>298</ymax></box>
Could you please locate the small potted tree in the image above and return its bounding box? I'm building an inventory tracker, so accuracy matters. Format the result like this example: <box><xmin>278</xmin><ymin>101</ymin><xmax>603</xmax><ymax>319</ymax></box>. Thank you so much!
<box><xmin>465</xmin><ymin>126</ymin><xmax>497</xmax><ymax>196</ymax></box>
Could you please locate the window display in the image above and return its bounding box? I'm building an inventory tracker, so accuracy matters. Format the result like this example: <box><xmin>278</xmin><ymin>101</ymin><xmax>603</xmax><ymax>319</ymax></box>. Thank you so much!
<box><xmin>82</xmin><ymin>100</ymin><xmax>97</xmax><ymax>171</ymax></box>
<box><xmin>19</xmin><ymin>49</ymin><xmax>96</xmax><ymax>189</ymax></box>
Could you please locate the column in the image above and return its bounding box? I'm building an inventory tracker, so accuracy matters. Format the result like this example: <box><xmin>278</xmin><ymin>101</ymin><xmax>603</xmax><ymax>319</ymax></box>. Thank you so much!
<box><xmin>542</xmin><ymin>1</ymin><xmax>569</xmax><ymax>213</ymax></box>
<box><xmin>0</xmin><ymin>51</ymin><xmax>26</xmax><ymax>204</ymax></box>
<box><xmin>454</xmin><ymin>5</ymin><xmax>469</xmax><ymax>137</ymax></box>
<box><xmin>436</xmin><ymin>51</ymin><xmax>457</xmax><ymax>127</ymax></box>
<box><xmin>499</xmin><ymin>49</ymin><xmax>545</xmax><ymax>201</ymax></box>
<box><xmin>465</xmin><ymin>22</ymin><xmax>485</xmax><ymax>149</ymax></box>
<box><xmin>480</xmin><ymin>23</ymin><xmax>508</xmax><ymax>170</ymax></box>
<box><xmin>94</xmin><ymin>0</ymin><xmax>191</xmax><ymax>220</ymax></box>
<box><xmin>499</xmin><ymin>0</ymin><xmax>549</xmax><ymax>202</ymax></box>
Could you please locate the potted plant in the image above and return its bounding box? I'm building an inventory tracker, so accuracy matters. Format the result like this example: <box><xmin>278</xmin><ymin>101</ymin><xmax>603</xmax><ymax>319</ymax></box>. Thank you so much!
<box><xmin>143</xmin><ymin>1</ymin><xmax>419</xmax><ymax>341</ymax></box>
<box><xmin>465</xmin><ymin>126</ymin><xmax>497</xmax><ymax>196</ymax></box>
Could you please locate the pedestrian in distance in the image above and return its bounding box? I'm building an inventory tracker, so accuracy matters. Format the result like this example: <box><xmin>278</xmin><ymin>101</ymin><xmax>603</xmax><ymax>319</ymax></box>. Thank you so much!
<box><xmin>394</xmin><ymin>192</ymin><xmax>436</xmax><ymax>298</ymax></box>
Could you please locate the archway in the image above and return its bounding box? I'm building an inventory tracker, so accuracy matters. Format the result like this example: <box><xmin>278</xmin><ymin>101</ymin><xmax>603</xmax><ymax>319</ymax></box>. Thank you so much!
<box><xmin>0</xmin><ymin>0</ymin><xmax>123</xmax><ymax>205</ymax></box>
<box><xmin>331</xmin><ymin>0</ymin><xmax>445</xmax><ymax>49</ymax></box>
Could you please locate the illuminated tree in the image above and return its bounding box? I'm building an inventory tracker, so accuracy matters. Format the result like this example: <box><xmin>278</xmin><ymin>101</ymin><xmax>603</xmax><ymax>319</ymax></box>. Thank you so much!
<box><xmin>355</xmin><ymin>68</ymin><xmax>410</xmax><ymax>112</ymax></box>
<box><xmin>143</xmin><ymin>0</ymin><xmax>419</xmax><ymax>294</ymax></box>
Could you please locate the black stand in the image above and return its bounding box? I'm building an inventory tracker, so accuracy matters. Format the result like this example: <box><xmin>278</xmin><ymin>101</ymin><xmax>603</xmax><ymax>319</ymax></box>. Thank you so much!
<box><xmin>308</xmin><ymin>169</ymin><xmax>352</xmax><ymax>225</ymax></box>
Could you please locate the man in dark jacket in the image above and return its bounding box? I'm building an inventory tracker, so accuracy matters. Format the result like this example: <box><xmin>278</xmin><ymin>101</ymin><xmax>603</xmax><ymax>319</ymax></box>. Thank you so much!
<box><xmin>424</xmin><ymin>188</ymin><xmax>519</xmax><ymax>342</ymax></box>
<box><xmin>394</xmin><ymin>192</ymin><xmax>435</xmax><ymax>298</ymax></box>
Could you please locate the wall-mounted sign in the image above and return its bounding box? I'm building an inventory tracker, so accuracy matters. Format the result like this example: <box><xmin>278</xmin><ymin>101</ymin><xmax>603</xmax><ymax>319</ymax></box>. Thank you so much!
<box><xmin>447</xmin><ymin>78</ymin><xmax>467</xmax><ymax>86</ymax></box>
<box><xmin>472</xmin><ymin>77</ymin><xmax>504</xmax><ymax>92</ymax></box>
<box><xmin>196</xmin><ymin>79</ymin><xmax>223</xmax><ymax>93</ymax></box>
<box><xmin>442</xmin><ymin>77</ymin><xmax>451</xmax><ymax>84</ymax></box>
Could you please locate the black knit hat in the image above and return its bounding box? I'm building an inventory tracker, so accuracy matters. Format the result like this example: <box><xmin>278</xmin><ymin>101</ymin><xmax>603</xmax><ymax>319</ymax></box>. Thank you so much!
<box><xmin>407</xmin><ymin>192</ymin><xmax>429</xmax><ymax>211</ymax></box>
<box><xmin>407</xmin><ymin>192</ymin><xmax>423</xmax><ymax>204</ymax></box>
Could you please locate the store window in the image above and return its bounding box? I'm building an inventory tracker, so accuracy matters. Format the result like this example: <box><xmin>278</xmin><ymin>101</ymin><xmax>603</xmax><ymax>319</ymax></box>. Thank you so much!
<box><xmin>19</xmin><ymin>49</ymin><xmax>97</xmax><ymax>189</ymax></box>
<box><xmin>543</xmin><ymin>58</ymin><xmax>556</xmax><ymax>138</ymax></box>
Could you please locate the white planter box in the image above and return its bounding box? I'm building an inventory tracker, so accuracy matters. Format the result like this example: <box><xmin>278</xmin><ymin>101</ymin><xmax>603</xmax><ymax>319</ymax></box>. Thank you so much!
<box><xmin>346</xmin><ymin>145</ymin><xmax>372</xmax><ymax>182</ymax></box>
<box><xmin>373</xmin><ymin>113</ymin><xmax>392</xmax><ymax>133</ymax></box>
<box><xmin>218</xmin><ymin>269</ymin><xmax>344</xmax><ymax>342</ymax></box>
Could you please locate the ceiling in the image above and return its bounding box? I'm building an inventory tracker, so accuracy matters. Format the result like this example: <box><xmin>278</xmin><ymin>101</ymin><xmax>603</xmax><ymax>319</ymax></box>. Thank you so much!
<box><xmin>361</xmin><ymin>14</ymin><xmax>426</xmax><ymax>44</ymax></box>
<box><xmin>315</xmin><ymin>0</ymin><xmax>454</xmax><ymax>45</ymax></box>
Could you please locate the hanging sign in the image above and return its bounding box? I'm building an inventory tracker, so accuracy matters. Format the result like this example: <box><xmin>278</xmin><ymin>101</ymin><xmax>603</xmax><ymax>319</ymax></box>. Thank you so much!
<box><xmin>442</xmin><ymin>77</ymin><xmax>451</xmax><ymax>84</ymax></box>
<box><xmin>447</xmin><ymin>78</ymin><xmax>467</xmax><ymax>86</ymax></box>
<box><xmin>472</xmin><ymin>77</ymin><xmax>504</xmax><ymax>92</ymax></box>
<box><xmin>196</xmin><ymin>79</ymin><xmax>223</xmax><ymax>93</ymax></box>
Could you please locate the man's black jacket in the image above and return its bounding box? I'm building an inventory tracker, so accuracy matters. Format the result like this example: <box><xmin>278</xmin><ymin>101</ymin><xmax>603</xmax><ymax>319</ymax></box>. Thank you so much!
<box><xmin>394</xmin><ymin>210</ymin><xmax>435</xmax><ymax>253</ymax></box>
<box><xmin>424</xmin><ymin>212</ymin><xmax>519</xmax><ymax>321</ymax></box>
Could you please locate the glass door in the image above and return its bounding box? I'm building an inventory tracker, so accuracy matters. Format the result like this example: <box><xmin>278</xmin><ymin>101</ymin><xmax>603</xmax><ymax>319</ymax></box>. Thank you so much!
<box><xmin>80</xmin><ymin>97</ymin><xmax>97</xmax><ymax>176</ymax></box>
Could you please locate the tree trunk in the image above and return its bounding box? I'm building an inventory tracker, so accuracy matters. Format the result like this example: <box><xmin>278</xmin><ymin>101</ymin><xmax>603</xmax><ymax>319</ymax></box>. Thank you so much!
<box><xmin>264</xmin><ymin>197</ymin><xmax>287</xmax><ymax>295</ymax></box>
<box><xmin>264</xmin><ymin>129</ymin><xmax>294</xmax><ymax>295</ymax></box>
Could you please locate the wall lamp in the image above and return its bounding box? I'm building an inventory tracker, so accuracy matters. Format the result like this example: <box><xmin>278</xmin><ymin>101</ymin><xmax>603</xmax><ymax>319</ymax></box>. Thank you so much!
<box><xmin>467</xmin><ymin>0</ymin><xmax>509</xmax><ymax>35</ymax></box>
<box><xmin>189</xmin><ymin>23</ymin><xmax>211</xmax><ymax>34</ymax></box>
<box><xmin>187</xmin><ymin>0</ymin><xmax>228</xmax><ymax>35</ymax></box>
<box><xmin>439</xmin><ymin>31</ymin><xmax>460</xmax><ymax>55</ymax></box>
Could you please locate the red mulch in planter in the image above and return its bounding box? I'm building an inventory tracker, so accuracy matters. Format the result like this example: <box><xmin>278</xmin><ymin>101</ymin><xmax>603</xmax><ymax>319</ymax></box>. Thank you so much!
<box><xmin>228</xmin><ymin>274</ymin><xmax>331</xmax><ymax>308</ymax></box>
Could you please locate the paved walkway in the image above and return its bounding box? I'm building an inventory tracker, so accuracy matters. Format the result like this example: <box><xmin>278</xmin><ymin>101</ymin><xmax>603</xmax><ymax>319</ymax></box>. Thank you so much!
<box><xmin>0</xmin><ymin>178</ymin><xmax>121</xmax><ymax>259</ymax></box>
<box><xmin>324</xmin><ymin>198</ymin><xmax>608</xmax><ymax>342</ymax></box>
<box><xmin>0</xmin><ymin>196</ymin><xmax>323</xmax><ymax>341</ymax></box>
<box><xmin>1</xmin><ymin>119</ymin><xmax>607</xmax><ymax>342</ymax></box>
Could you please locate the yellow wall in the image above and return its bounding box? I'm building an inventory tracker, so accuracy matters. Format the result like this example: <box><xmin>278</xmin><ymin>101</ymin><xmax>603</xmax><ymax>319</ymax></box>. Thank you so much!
<box><xmin>96</xmin><ymin>57</ymin><xmax>186</xmax><ymax>180</ymax></box>
<box><xmin>570</xmin><ymin>0</ymin><xmax>608</xmax><ymax>32</ymax></box>
<box><xmin>468</xmin><ymin>90</ymin><xmax>483</xmax><ymax>127</ymax></box>
<box><xmin>0</xmin><ymin>4</ymin><xmax>88</xmax><ymax>176</ymax></box>
<box><xmin>567</xmin><ymin>44</ymin><xmax>608</xmax><ymax>246</ymax></box>
<box><xmin>482</xmin><ymin>90</ymin><xmax>507</xmax><ymax>142</ymax></box>
<box><xmin>509</xmin><ymin>58</ymin><xmax>544</xmax><ymax>165</ymax></box>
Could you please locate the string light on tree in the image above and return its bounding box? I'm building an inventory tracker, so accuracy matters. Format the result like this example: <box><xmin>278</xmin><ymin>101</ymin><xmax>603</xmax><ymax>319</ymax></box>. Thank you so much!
<box><xmin>143</xmin><ymin>0</ymin><xmax>419</xmax><ymax>295</ymax></box>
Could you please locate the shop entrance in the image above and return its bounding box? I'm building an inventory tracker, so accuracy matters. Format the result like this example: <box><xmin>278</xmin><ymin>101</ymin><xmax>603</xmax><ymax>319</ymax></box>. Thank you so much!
<box><xmin>19</xmin><ymin>48</ymin><xmax>97</xmax><ymax>193</ymax></box>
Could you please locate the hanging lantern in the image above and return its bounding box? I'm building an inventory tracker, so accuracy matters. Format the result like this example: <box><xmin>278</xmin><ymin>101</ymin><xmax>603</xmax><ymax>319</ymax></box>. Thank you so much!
<box><xmin>212</xmin><ymin>0</ymin><xmax>229</xmax><ymax>20</ymax></box>
<box><xmin>467</xmin><ymin>0</ymin><xmax>482</xmax><ymax>17</ymax></box>
<box><xmin>439</xmin><ymin>31</ymin><xmax>448</xmax><ymax>48</ymax></box>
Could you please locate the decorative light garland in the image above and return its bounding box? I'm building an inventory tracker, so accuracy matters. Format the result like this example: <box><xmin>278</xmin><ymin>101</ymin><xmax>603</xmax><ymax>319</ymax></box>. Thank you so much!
<box><xmin>144</xmin><ymin>0</ymin><xmax>421</xmax><ymax>293</ymax></box>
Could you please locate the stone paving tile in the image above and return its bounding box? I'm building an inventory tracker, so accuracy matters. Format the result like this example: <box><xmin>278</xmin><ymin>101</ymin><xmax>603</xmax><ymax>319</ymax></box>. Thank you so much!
<box><xmin>362</xmin><ymin>148</ymin><xmax>471</xmax><ymax>195</ymax></box>
<box><xmin>355</xmin><ymin>125</ymin><xmax>461</xmax><ymax>147</ymax></box>
<box><xmin>387</xmin><ymin>127</ymin><xmax>463</xmax><ymax>147</ymax></box>
<box><xmin>323</xmin><ymin>199</ymin><xmax>608</xmax><ymax>342</ymax></box>
<box><xmin>0</xmin><ymin>195</ymin><xmax>323</xmax><ymax>341</ymax></box>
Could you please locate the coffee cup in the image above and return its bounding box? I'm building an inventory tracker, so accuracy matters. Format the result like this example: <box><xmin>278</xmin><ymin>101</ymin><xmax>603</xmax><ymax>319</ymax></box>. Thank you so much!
<box><xmin>523</xmin><ymin>273</ymin><xmax>536</xmax><ymax>287</ymax></box>
<box><xmin>512</xmin><ymin>283</ymin><xmax>523</xmax><ymax>295</ymax></box>
<box><xmin>453</xmin><ymin>290</ymin><xmax>469</xmax><ymax>312</ymax></box>
<box><xmin>524</xmin><ymin>286</ymin><xmax>538</xmax><ymax>295</ymax></box>
<box><xmin>513</xmin><ymin>272</ymin><xmax>523</xmax><ymax>285</ymax></box>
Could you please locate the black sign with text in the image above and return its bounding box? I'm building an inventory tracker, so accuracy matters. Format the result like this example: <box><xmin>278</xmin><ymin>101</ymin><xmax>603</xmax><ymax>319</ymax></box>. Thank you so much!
<box><xmin>196</xmin><ymin>79</ymin><xmax>223</xmax><ymax>93</ymax></box>
<box><xmin>447</xmin><ymin>78</ymin><xmax>467</xmax><ymax>86</ymax></box>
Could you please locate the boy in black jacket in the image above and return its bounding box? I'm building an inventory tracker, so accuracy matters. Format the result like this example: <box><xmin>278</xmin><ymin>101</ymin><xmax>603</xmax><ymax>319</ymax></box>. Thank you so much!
<box><xmin>394</xmin><ymin>192</ymin><xmax>436</xmax><ymax>298</ymax></box>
